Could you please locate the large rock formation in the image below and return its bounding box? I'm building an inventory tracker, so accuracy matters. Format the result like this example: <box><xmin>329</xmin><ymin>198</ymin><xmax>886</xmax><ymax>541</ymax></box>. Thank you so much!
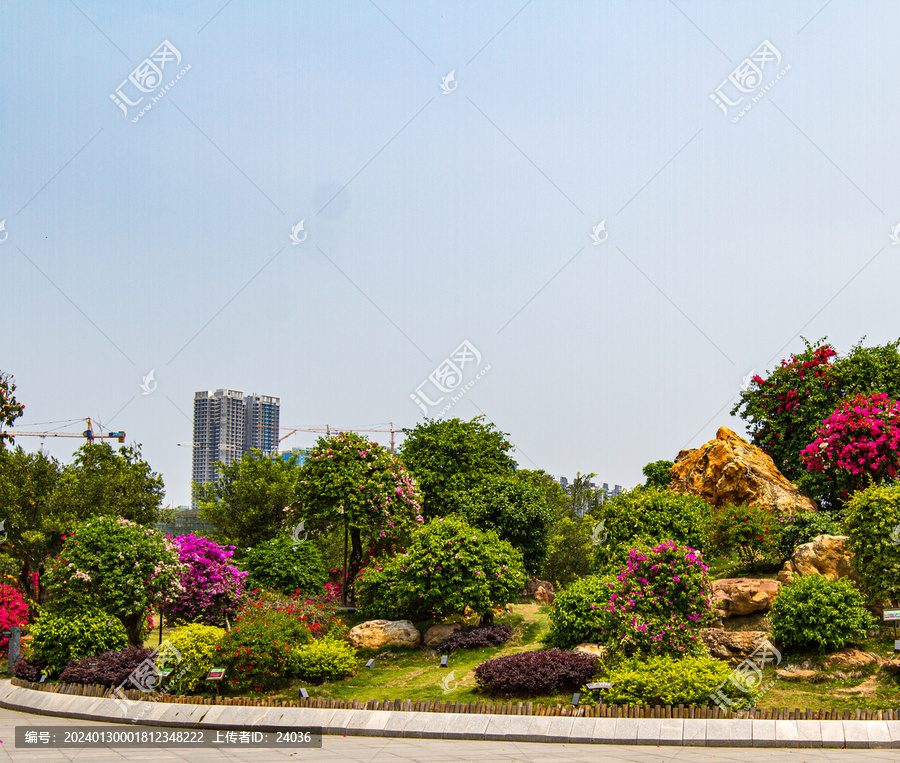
<box><xmin>347</xmin><ymin>620</ymin><xmax>421</xmax><ymax>649</ymax></box>
<box><xmin>711</xmin><ymin>578</ymin><xmax>781</xmax><ymax>619</ymax></box>
<box><xmin>821</xmin><ymin>648</ymin><xmax>883</xmax><ymax>670</ymax></box>
<box><xmin>523</xmin><ymin>578</ymin><xmax>556</xmax><ymax>604</ymax></box>
<box><xmin>423</xmin><ymin>623</ymin><xmax>463</xmax><ymax>647</ymax></box>
<box><xmin>778</xmin><ymin>534</ymin><xmax>858</xmax><ymax>584</ymax></box>
<box><xmin>700</xmin><ymin>629</ymin><xmax>773</xmax><ymax>662</ymax></box>
<box><xmin>669</xmin><ymin>426</ymin><xmax>816</xmax><ymax>514</ymax></box>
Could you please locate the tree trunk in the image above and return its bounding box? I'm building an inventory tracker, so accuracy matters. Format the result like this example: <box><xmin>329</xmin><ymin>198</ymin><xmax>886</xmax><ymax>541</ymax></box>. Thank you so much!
<box><xmin>347</xmin><ymin>526</ymin><xmax>363</xmax><ymax>606</ymax></box>
<box><xmin>122</xmin><ymin>612</ymin><xmax>144</xmax><ymax>648</ymax></box>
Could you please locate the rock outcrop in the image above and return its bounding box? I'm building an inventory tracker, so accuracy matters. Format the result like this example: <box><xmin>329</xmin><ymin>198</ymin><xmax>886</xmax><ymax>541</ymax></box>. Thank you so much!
<box><xmin>700</xmin><ymin>629</ymin><xmax>772</xmax><ymax>662</ymax></box>
<box><xmin>347</xmin><ymin>620</ymin><xmax>421</xmax><ymax>649</ymax></box>
<box><xmin>423</xmin><ymin>623</ymin><xmax>463</xmax><ymax>647</ymax></box>
<box><xmin>573</xmin><ymin>643</ymin><xmax>608</xmax><ymax>660</ymax></box>
<box><xmin>821</xmin><ymin>648</ymin><xmax>883</xmax><ymax>670</ymax></box>
<box><xmin>777</xmin><ymin>535</ymin><xmax>858</xmax><ymax>584</ymax></box>
<box><xmin>711</xmin><ymin>578</ymin><xmax>781</xmax><ymax>619</ymax></box>
<box><xmin>669</xmin><ymin>427</ymin><xmax>816</xmax><ymax>514</ymax></box>
<box><xmin>523</xmin><ymin>578</ymin><xmax>556</xmax><ymax>604</ymax></box>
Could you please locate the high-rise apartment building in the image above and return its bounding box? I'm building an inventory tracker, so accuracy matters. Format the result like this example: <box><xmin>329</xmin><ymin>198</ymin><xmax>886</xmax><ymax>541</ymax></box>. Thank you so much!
<box><xmin>192</xmin><ymin>389</ymin><xmax>280</xmax><ymax>507</ymax></box>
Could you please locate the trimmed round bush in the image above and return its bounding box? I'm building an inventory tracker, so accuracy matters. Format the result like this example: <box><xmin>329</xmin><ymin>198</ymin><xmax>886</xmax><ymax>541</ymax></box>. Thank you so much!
<box><xmin>355</xmin><ymin>516</ymin><xmax>526</xmax><ymax>620</ymax></box>
<box><xmin>165</xmin><ymin>623</ymin><xmax>225</xmax><ymax>694</ymax></box>
<box><xmin>770</xmin><ymin>575</ymin><xmax>872</xmax><ymax>653</ymax></box>
<box><xmin>30</xmin><ymin>609</ymin><xmax>129</xmax><ymax>676</ymax></box>
<box><xmin>598</xmin><ymin>655</ymin><xmax>760</xmax><ymax>708</ymax></box>
<box><xmin>843</xmin><ymin>483</ymin><xmax>900</xmax><ymax>603</ymax></box>
<box><xmin>592</xmin><ymin>486</ymin><xmax>711</xmax><ymax>572</ymax></box>
<box><xmin>295</xmin><ymin>639</ymin><xmax>360</xmax><ymax>684</ymax></box>
<box><xmin>544</xmin><ymin>575</ymin><xmax>617</xmax><ymax>649</ymax></box>
<box><xmin>57</xmin><ymin>647</ymin><xmax>154</xmax><ymax>687</ymax></box>
<box><xmin>244</xmin><ymin>536</ymin><xmax>328</xmax><ymax>596</ymax></box>
<box><xmin>474</xmin><ymin>649</ymin><xmax>598</xmax><ymax>697</ymax></box>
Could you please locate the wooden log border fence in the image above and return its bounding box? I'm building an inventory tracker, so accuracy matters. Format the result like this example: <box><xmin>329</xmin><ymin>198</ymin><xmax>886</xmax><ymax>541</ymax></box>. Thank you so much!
<box><xmin>9</xmin><ymin>678</ymin><xmax>897</xmax><ymax>721</ymax></box>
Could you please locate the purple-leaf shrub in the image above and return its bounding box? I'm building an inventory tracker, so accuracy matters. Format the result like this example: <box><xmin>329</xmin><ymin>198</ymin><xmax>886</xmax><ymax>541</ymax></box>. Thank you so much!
<box><xmin>167</xmin><ymin>534</ymin><xmax>247</xmax><ymax>627</ymax></box>
<box><xmin>474</xmin><ymin>649</ymin><xmax>597</xmax><ymax>697</ymax></box>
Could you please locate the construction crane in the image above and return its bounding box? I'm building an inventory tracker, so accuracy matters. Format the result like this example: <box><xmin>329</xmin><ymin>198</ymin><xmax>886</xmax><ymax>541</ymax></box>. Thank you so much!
<box><xmin>278</xmin><ymin>423</ymin><xmax>401</xmax><ymax>454</ymax></box>
<box><xmin>8</xmin><ymin>417</ymin><xmax>125</xmax><ymax>444</ymax></box>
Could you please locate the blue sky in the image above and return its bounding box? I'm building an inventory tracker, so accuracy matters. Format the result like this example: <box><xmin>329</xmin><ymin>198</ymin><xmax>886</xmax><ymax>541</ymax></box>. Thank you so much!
<box><xmin>3</xmin><ymin>1</ymin><xmax>899</xmax><ymax>506</ymax></box>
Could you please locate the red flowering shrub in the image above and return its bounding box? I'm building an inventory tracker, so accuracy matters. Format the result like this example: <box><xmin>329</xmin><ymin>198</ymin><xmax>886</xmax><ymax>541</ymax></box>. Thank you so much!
<box><xmin>800</xmin><ymin>392</ymin><xmax>900</xmax><ymax>502</ymax></box>
<box><xmin>0</xmin><ymin>584</ymin><xmax>28</xmax><ymax>650</ymax></box>
<box><xmin>168</xmin><ymin>534</ymin><xmax>247</xmax><ymax>627</ymax></box>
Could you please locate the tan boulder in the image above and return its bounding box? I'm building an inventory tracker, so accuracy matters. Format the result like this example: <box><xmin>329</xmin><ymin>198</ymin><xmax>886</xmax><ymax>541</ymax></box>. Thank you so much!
<box><xmin>712</xmin><ymin>578</ymin><xmax>781</xmax><ymax>619</ymax></box>
<box><xmin>821</xmin><ymin>648</ymin><xmax>883</xmax><ymax>670</ymax></box>
<box><xmin>669</xmin><ymin>426</ymin><xmax>816</xmax><ymax>514</ymax></box>
<box><xmin>700</xmin><ymin>629</ymin><xmax>772</xmax><ymax>662</ymax></box>
<box><xmin>776</xmin><ymin>668</ymin><xmax>821</xmax><ymax>682</ymax></box>
<box><xmin>347</xmin><ymin>620</ymin><xmax>421</xmax><ymax>649</ymax></box>
<box><xmin>573</xmin><ymin>643</ymin><xmax>607</xmax><ymax>661</ymax></box>
<box><xmin>523</xmin><ymin>578</ymin><xmax>556</xmax><ymax>603</ymax></box>
<box><xmin>423</xmin><ymin>623</ymin><xmax>463</xmax><ymax>647</ymax></box>
<box><xmin>777</xmin><ymin>535</ymin><xmax>858</xmax><ymax>584</ymax></box>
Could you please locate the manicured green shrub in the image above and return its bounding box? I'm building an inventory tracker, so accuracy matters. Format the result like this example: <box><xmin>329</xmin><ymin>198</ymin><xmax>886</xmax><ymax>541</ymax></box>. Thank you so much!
<box><xmin>244</xmin><ymin>536</ymin><xmax>328</xmax><ymax>596</ymax></box>
<box><xmin>770</xmin><ymin>575</ymin><xmax>872</xmax><ymax>653</ymax></box>
<box><xmin>777</xmin><ymin>511</ymin><xmax>842</xmax><ymax>561</ymax></box>
<box><xmin>543</xmin><ymin>575</ymin><xmax>617</xmax><ymax>649</ymax></box>
<box><xmin>30</xmin><ymin>609</ymin><xmax>129</xmax><ymax>676</ymax></box>
<box><xmin>295</xmin><ymin>639</ymin><xmax>360</xmax><ymax>684</ymax></box>
<box><xmin>596</xmin><ymin>655</ymin><xmax>760</xmax><ymax>707</ymax></box>
<box><xmin>592</xmin><ymin>486</ymin><xmax>711</xmax><ymax>572</ymax></box>
<box><xmin>709</xmin><ymin>503</ymin><xmax>780</xmax><ymax>570</ymax></box>
<box><xmin>474</xmin><ymin>649</ymin><xmax>598</xmax><ymax>697</ymax></box>
<box><xmin>58</xmin><ymin>647</ymin><xmax>155</xmax><ymax>687</ymax></box>
<box><xmin>541</xmin><ymin>517</ymin><xmax>593</xmax><ymax>589</ymax></box>
<box><xmin>165</xmin><ymin>624</ymin><xmax>225</xmax><ymax>694</ymax></box>
<box><xmin>843</xmin><ymin>484</ymin><xmax>900</xmax><ymax>603</ymax></box>
<box><xmin>355</xmin><ymin>516</ymin><xmax>525</xmax><ymax>621</ymax></box>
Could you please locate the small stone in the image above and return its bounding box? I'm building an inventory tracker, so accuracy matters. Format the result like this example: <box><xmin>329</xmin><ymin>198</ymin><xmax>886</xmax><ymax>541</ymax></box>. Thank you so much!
<box><xmin>573</xmin><ymin>643</ymin><xmax>607</xmax><ymax>660</ymax></box>
<box><xmin>423</xmin><ymin>623</ymin><xmax>463</xmax><ymax>647</ymax></box>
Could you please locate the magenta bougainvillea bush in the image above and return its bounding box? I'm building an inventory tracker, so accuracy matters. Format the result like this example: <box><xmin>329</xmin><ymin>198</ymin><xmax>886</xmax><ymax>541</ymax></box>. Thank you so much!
<box><xmin>167</xmin><ymin>534</ymin><xmax>247</xmax><ymax>627</ymax></box>
<box><xmin>0</xmin><ymin>584</ymin><xmax>28</xmax><ymax>649</ymax></box>
<box><xmin>800</xmin><ymin>392</ymin><xmax>900</xmax><ymax>501</ymax></box>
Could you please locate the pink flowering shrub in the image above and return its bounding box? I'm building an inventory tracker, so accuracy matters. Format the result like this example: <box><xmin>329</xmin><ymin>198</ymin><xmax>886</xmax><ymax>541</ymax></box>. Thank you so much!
<box><xmin>167</xmin><ymin>534</ymin><xmax>247</xmax><ymax>627</ymax></box>
<box><xmin>0</xmin><ymin>584</ymin><xmax>28</xmax><ymax>650</ymax></box>
<box><xmin>546</xmin><ymin>542</ymin><xmax>713</xmax><ymax>657</ymax></box>
<box><xmin>800</xmin><ymin>392</ymin><xmax>900</xmax><ymax>502</ymax></box>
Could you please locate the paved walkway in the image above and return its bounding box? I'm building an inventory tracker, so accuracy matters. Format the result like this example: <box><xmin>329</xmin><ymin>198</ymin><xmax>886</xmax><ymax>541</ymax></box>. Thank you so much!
<box><xmin>0</xmin><ymin>708</ymin><xmax>898</xmax><ymax>761</ymax></box>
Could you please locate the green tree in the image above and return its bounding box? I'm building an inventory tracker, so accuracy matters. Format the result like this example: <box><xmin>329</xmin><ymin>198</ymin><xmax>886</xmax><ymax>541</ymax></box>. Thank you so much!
<box><xmin>197</xmin><ymin>449</ymin><xmax>301</xmax><ymax>549</ymax></box>
<box><xmin>43</xmin><ymin>516</ymin><xmax>185</xmax><ymax>646</ymax></box>
<box><xmin>732</xmin><ymin>337</ymin><xmax>900</xmax><ymax>507</ymax></box>
<box><xmin>517</xmin><ymin>469</ymin><xmax>571</xmax><ymax>522</ymax></box>
<box><xmin>843</xmin><ymin>483</ymin><xmax>900</xmax><ymax>604</ymax></box>
<box><xmin>450</xmin><ymin>473</ymin><xmax>552</xmax><ymax>575</ymax></box>
<box><xmin>541</xmin><ymin>516</ymin><xmax>593</xmax><ymax>589</ymax></box>
<box><xmin>244</xmin><ymin>536</ymin><xmax>328</xmax><ymax>596</ymax></box>
<box><xmin>642</xmin><ymin>460</ymin><xmax>674</xmax><ymax>488</ymax></box>
<box><xmin>292</xmin><ymin>432</ymin><xmax>422</xmax><ymax>603</ymax></box>
<box><xmin>567</xmin><ymin>472</ymin><xmax>602</xmax><ymax>517</ymax></box>
<box><xmin>0</xmin><ymin>447</ymin><xmax>62</xmax><ymax>602</ymax></box>
<box><xmin>0</xmin><ymin>371</ymin><xmax>25</xmax><ymax>450</ymax></box>
<box><xmin>53</xmin><ymin>442</ymin><xmax>164</xmax><ymax>525</ymax></box>
<box><xmin>399</xmin><ymin>417</ymin><xmax>516</xmax><ymax>519</ymax></box>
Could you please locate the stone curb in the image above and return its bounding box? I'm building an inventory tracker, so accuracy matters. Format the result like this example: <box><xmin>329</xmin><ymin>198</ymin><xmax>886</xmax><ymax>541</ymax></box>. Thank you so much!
<box><xmin>0</xmin><ymin>682</ymin><xmax>896</xmax><ymax>747</ymax></box>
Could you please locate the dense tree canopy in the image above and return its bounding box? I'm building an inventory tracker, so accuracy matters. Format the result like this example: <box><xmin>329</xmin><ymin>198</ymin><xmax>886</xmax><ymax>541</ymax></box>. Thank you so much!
<box><xmin>197</xmin><ymin>449</ymin><xmax>301</xmax><ymax>549</ymax></box>
<box><xmin>0</xmin><ymin>371</ymin><xmax>24</xmax><ymax>451</ymax></box>
<box><xmin>399</xmin><ymin>417</ymin><xmax>516</xmax><ymax>519</ymax></box>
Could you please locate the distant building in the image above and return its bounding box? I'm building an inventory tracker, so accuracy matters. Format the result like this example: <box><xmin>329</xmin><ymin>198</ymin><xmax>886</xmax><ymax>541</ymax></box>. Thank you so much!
<box><xmin>192</xmin><ymin>389</ymin><xmax>280</xmax><ymax>507</ymax></box>
<box><xmin>280</xmin><ymin>447</ymin><xmax>311</xmax><ymax>467</ymax></box>
<box><xmin>155</xmin><ymin>505</ymin><xmax>215</xmax><ymax>538</ymax></box>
